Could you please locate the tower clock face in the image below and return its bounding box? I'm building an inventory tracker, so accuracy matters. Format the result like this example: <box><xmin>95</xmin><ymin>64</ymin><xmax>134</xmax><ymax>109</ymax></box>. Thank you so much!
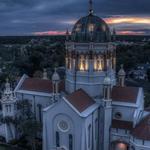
<box><xmin>58</xmin><ymin>120</ymin><xmax>69</xmax><ymax>132</ymax></box>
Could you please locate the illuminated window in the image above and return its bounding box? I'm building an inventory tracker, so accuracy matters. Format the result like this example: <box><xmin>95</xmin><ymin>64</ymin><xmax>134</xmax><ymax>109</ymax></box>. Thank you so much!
<box><xmin>76</xmin><ymin>24</ymin><xmax>81</xmax><ymax>32</ymax></box>
<box><xmin>66</xmin><ymin>57</ymin><xmax>72</xmax><ymax>70</ymax></box>
<box><xmin>94</xmin><ymin>56</ymin><xmax>103</xmax><ymax>71</ymax></box>
<box><xmin>88</xmin><ymin>24</ymin><xmax>94</xmax><ymax>32</ymax></box>
<box><xmin>113</xmin><ymin>57</ymin><xmax>116</xmax><ymax>69</ymax></box>
<box><xmin>102</xmin><ymin>25</ymin><xmax>106</xmax><ymax>31</ymax></box>
<box><xmin>106</xmin><ymin>59</ymin><xmax>110</xmax><ymax>69</ymax></box>
<box><xmin>115</xmin><ymin>143</ymin><xmax>128</xmax><ymax>150</ymax></box>
<box><xmin>79</xmin><ymin>55</ymin><xmax>88</xmax><ymax>71</ymax></box>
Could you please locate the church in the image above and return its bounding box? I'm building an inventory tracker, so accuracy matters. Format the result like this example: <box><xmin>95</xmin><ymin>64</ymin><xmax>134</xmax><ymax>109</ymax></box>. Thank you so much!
<box><xmin>1</xmin><ymin>0</ymin><xmax>150</xmax><ymax>150</ymax></box>
<box><xmin>42</xmin><ymin>0</ymin><xmax>150</xmax><ymax>150</ymax></box>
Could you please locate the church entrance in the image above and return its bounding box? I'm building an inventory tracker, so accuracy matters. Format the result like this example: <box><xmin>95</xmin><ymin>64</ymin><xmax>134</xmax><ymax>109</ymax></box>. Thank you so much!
<box><xmin>111</xmin><ymin>141</ymin><xmax>129</xmax><ymax>150</ymax></box>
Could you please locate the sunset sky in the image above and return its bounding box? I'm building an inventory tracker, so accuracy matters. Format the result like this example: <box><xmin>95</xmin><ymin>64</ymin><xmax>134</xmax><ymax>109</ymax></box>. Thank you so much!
<box><xmin>0</xmin><ymin>0</ymin><xmax>150</xmax><ymax>36</ymax></box>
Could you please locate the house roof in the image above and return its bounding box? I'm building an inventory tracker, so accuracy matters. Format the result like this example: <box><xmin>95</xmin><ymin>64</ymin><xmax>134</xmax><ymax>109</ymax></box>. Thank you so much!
<box><xmin>112</xmin><ymin>86</ymin><xmax>139</xmax><ymax>103</ymax></box>
<box><xmin>132</xmin><ymin>115</ymin><xmax>150</xmax><ymax>140</ymax></box>
<box><xmin>112</xmin><ymin>119</ymin><xmax>133</xmax><ymax>131</ymax></box>
<box><xmin>19</xmin><ymin>78</ymin><xmax>65</xmax><ymax>93</ymax></box>
<box><xmin>65</xmin><ymin>89</ymin><xmax>95</xmax><ymax>113</ymax></box>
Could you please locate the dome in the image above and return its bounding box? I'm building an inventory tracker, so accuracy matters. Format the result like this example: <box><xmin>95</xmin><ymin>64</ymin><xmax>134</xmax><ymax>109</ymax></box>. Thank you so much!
<box><xmin>71</xmin><ymin>14</ymin><xmax>111</xmax><ymax>43</ymax></box>
<box><xmin>104</xmin><ymin>76</ymin><xmax>111</xmax><ymax>85</ymax></box>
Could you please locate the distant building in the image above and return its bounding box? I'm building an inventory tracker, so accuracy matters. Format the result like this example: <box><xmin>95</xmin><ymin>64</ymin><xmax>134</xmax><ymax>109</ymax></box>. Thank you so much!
<box><xmin>129</xmin><ymin>63</ymin><xmax>150</xmax><ymax>80</ymax></box>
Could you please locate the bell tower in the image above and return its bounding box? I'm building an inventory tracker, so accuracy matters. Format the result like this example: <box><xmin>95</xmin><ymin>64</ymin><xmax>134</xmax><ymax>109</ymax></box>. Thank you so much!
<box><xmin>1</xmin><ymin>79</ymin><xmax>17</xmax><ymax>142</ymax></box>
<box><xmin>65</xmin><ymin>0</ymin><xmax>116</xmax><ymax>97</ymax></box>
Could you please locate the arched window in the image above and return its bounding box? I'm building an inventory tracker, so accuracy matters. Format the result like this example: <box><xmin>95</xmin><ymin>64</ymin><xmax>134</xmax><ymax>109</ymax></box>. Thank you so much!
<box><xmin>56</xmin><ymin>131</ymin><xmax>60</xmax><ymax>147</ymax></box>
<box><xmin>88</xmin><ymin>124</ymin><xmax>92</xmax><ymax>148</ymax></box>
<box><xmin>37</xmin><ymin>104</ymin><xmax>42</xmax><ymax>122</ymax></box>
<box><xmin>115</xmin><ymin>143</ymin><xmax>128</xmax><ymax>150</ymax></box>
<box><xmin>79</xmin><ymin>55</ymin><xmax>88</xmax><ymax>71</ymax></box>
<box><xmin>95</xmin><ymin>119</ymin><xmax>98</xmax><ymax>140</ymax></box>
<box><xmin>130</xmin><ymin>145</ymin><xmax>135</xmax><ymax>150</ymax></box>
<box><xmin>94</xmin><ymin>55</ymin><xmax>104</xmax><ymax>71</ymax></box>
<box><xmin>115</xmin><ymin>112</ymin><xmax>122</xmax><ymax>119</ymax></box>
<box><xmin>69</xmin><ymin>134</ymin><xmax>73</xmax><ymax>150</ymax></box>
<box><xmin>88</xmin><ymin>24</ymin><xmax>95</xmax><ymax>32</ymax></box>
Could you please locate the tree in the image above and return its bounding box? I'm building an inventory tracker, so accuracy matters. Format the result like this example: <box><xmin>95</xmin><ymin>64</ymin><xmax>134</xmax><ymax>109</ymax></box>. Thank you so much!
<box><xmin>147</xmin><ymin>69</ymin><xmax>150</xmax><ymax>82</ymax></box>
<box><xmin>16</xmin><ymin>99</ymin><xmax>42</xmax><ymax>150</ymax></box>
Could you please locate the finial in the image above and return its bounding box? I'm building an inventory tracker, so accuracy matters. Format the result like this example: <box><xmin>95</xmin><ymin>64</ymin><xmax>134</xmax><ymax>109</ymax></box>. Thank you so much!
<box><xmin>112</xmin><ymin>27</ymin><xmax>116</xmax><ymax>41</ymax></box>
<box><xmin>66</xmin><ymin>28</ymin><xmax>69</xmax><ymax>41</ymax></box>
<box><xmin>118</xmin><ymin>64</ymin><xmax>126</xmax><ymax>76</ymax></box>
<box><xmin>121</xmin><ymin>64</ymin><xmax>123</xmax><ymax>69</ymax></box>
<box><xmin>52</xmin><ymin>68</ymin><xmax>60</xmax><ymax>82</ymax></box>
<box><xmin>66</xmin><ymin>28</ymin><xmax>69</xmax><ymax>35</ymax></box>
<box><xmin>89</xmin><ymin>0</ymin><xmax>94</xmax><ymax>15</ymax></box>
<box><xmin>43</xmin><ymin>68</ymin><xmax>48</xmax><ymax>80</ymax></box>
<box><xmin>5</xmin><ymin>78</ymin><xmax>11</xmax><ymax>93</ymax></box>
<box><xmin>113</xmin><ymin>27</ymin><xmax>116</xmax><ymax>34</ymax></box>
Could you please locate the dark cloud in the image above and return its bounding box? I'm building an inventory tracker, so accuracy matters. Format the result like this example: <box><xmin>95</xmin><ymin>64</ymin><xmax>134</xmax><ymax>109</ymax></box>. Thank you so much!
<box><xmin>0</xmin><ymin>0</ymin><xmax>150</xmax><ymax>35</ymax></box>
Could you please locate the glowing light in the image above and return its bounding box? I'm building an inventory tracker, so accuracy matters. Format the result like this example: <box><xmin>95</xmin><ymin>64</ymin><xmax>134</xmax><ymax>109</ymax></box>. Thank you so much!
<box><xmin>104</xmin><ymin>17</ymin><xmax>150</xmax><ymax>25</ymax></box>
<box><xmin>76</xmin><ymin>24</ymin><xmax>82</xmax><ymax>32</ymax></box>
<box><xmin>94</xmin><ymin>56</ymin><xmax>103</xmax><ymax>71</ymax></box>
<box><xmin>79</xmin><ymin>55</ymin><xmax>88</xmax><ymax>71</ymax></box>
<box><xmin>117</xmin><ymin>30</ymin><xmax>145</xmax><ymax>35</ymax></box>
<box><xmin>88</xmin><ymin>24</ymin><xmax>95</xmax><ymax>32</ymax></box>
<box><xmin>34</xmin><ymin>30</ymin><xmax>66</xmax><ymax>36</ymax></box>
<box><xmin>116</xmin><ymin>143</ymin><xmax>127</xmax><ymax>150</ymax></box>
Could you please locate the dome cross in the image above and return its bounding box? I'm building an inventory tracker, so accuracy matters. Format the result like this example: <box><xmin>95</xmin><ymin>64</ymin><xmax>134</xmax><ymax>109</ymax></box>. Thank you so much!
<box><xmin>89</xmin><ymin>0</ymin><xmax>94</xmax><ymax>15</ymax></box>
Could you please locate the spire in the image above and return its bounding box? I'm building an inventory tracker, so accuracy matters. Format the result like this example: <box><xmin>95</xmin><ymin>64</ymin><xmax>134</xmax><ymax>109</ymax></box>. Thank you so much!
<box><xmin>118</xmin><ymin>64</ymin><xmax>126</xmax><ymax>87</ymax></box>
<box><xmin>103</xmin><ymin>73</ymin><xmax>111</xmax><ymax>100</ymax></box>
<box><xmin>66</xmin><ymin>28</ymin><xmax>69</xmax><ymax>41</ymax></box>
<box><xmin>89</xmin><ymin>0</ymin><xmax>94</xmax><ymax>15</ymax></box>
<box><xmin>52</xmin><ymin>68</ymin><xmax>60</xmax><ymax>102</ymax></box>
<box><xmin>112</xmin><ymin>27</ymin><xmax>116</xmax><ymax>41</ymax></box>
<box><xmin>5</xmin><ymin>78</ymin><xmax>11</xmax><ymax>93</ymax></box>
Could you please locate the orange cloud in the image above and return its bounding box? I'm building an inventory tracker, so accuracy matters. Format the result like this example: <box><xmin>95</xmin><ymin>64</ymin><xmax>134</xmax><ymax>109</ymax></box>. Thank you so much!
<box><xmin>104</xmin><ymin>17</ymin><xmax>150</xmax><ymax>24</ymax></box>
<box><xmin>117</xmin><ymin>30</ymin><xmax>145</xmax><ymax>35</ymax></box>
<box><xmin>34</xmin><ymin>30</ymin><xmax>66</xmax><ymax>36</ymax></box>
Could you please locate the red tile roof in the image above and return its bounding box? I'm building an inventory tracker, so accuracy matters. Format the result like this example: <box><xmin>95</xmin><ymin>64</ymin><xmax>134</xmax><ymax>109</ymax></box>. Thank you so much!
<box><xmin>112</xmin><ymin>119</ymin><xmax>133</xmax><ymax>131</ymax></box>
<box><xmin>112</xmin><ymin>86</ymin><xmax>139</xmax><ymax>103</ymax></box>
<box><xmin>20</xmin><ymin>78</ymin><xmax>65</xmax><ymax>93</ymax></box>
<box><xmin>65</xmin><ymin>89</ymin><xmax>95</xmax><ymax>113</ymax></box>
<box><xmin>132</xmin><ymin>115</ymin><xmax>150</xmax><ymax>140</ymax></box>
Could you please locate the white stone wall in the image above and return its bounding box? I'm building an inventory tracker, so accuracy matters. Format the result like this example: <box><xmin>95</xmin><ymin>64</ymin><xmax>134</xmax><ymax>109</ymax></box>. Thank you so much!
<box><xmin>16</xmin><ymin>91</ymin><xmax>52</xmax><ymax>122</ymax></box>
<box><xmin>43</xmin><ymin>98</ymin><xmax>99</xmax><ymax>150</ymax></box>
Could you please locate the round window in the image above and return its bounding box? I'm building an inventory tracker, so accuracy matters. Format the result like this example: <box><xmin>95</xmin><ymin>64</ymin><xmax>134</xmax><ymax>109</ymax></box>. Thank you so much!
<box><xmin>60</xmin><ymin>146</ymin><xmax>67</xmax><ymax>150</ymax></box>
<box><xmin>58</xmin><ymin>120</ymin><xmax>69</xmax><ymax>132</ymax></box>
<box><xmin>115</xmin><ymin>112</ymin><xmax>122</xmax><ymax>119</ymax></box>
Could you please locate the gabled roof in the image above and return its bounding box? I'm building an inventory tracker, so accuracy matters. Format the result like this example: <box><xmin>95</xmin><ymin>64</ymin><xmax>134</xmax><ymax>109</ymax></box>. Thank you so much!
<box><xmin>19</xmin><ymin>78</ymin><xmax>65</xmax><ymax>93</ymax></box>
<box><xmin>132</xmin><ymin>115</ymin><xmax>150</xmax><ymax>140</ymax></box>
<box><xmin>65</xmin><ymin>89</ymin><xmax>95</xmax><ymax>113</ymax></box>
<box><xmin>112</xmin><ymin>119</ymin><xmax>133</xmax><ymax>131</ymax></box>
<box><xmin>112</xmin><ymin>86</ymin><xmax>139</xmax><ymax>103</ymax></box>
